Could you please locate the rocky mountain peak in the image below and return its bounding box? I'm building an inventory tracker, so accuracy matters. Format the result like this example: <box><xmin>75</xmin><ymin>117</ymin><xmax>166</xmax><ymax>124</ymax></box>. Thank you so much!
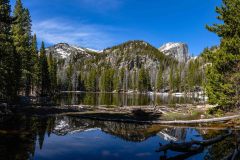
<box><xmin>159</xmin><ymin>42</ymin><xmax>190</xmax><ymax>63</ymax></box>
<box><xmin>46</xmin><ymin>43</ymin><xmax>101</xmax><ymax>59</ymax></box>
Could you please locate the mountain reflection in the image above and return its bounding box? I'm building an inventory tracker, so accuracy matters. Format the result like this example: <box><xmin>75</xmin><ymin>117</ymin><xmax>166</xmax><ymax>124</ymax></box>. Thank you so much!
<box><xmin>0</xmin><ymin>115</ymin><xmax>238</xmax><ymax>160</ymax></box>
<box><xmin>53</xmin><ymin>116</ymin><xmax>165</xmax><ymax>141</ymax></box>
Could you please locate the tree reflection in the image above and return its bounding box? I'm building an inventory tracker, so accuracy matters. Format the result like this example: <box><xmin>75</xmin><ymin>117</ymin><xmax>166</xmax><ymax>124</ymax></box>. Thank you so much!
<box><xmin>55</xmin><ymin>92</ymin><xmax>200</xmax><ymax>106</ymax></box>
<box><xmin>0</xmin><ymin>116</ymin><xmax>56</xmax><ymax>160</ymax></box>
<box><xmin>0</xmin><ymin>115</ymin><xmax>239</xmax><ymax>160</ymax></box>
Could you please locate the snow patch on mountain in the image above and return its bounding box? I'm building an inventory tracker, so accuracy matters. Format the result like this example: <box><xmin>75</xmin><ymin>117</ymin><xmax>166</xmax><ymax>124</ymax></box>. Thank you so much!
<box><xmin>46</xmin><ymin>43</ymin><xmax>103</xmax><ymax>59</ymax></box>
<box><xmin>72</xmin><ymin>45</ymin><xmax>85</xmax><ymax>52</ymax></box>
<box><xmin>86</xmin><ymin>48</ymin><xmax>102</xmax><ymax>53</ymax></box>
<box><xmin>55</xmin><ymin>48</ymin><xmax>71</xmax><ymax>58</ymax></box>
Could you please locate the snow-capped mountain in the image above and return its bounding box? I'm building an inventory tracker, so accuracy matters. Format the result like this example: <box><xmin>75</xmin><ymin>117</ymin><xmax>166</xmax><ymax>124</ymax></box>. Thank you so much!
<box><xmin>46</xmin><ymin>43</ymin><xmax>100</xmax><ymax>59</ymax></box>
<box><xmin>159</xmin><ymin>42</ymin><xmax>190</xmax><ymax>63</ymax></box>
<box><xmin>44</xmin><ymin>41</ymin><xmax>197</xmax><ymax>92</ymax></box>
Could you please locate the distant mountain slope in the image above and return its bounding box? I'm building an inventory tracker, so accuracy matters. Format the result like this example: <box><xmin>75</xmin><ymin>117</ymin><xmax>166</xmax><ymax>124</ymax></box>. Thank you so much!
<box><xmin>44</xmin><ymin>40</ymin><xmax>205</xmax><ymax>93</ymax></box>
<box><xmin>102</xmin><ymin>40</ymin><xmax>175</xmax><ymax>69</ymax></box>
<box><xmin>45</xmin><ymin>43</ymin><xmax>102</xmax><ymax>60</ymax></box>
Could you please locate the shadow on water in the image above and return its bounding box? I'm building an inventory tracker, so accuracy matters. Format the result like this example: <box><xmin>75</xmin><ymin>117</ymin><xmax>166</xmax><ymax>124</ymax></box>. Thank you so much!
<box><xmin>0</xmin><ymin>115</ymin><xmax>239</xmax><ymax>160</ymax></box>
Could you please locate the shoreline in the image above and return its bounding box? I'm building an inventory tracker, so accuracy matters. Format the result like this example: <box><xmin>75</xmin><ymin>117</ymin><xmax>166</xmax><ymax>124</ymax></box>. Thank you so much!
<box><xmin>60</xmin><ymin>90</ymin><xmax>208</xmax><ymax>98</ymax></box>
<box><xmin>2</xmin><ymin>103</ymin><xmax>239</xmax><ymax>126</ymax></box>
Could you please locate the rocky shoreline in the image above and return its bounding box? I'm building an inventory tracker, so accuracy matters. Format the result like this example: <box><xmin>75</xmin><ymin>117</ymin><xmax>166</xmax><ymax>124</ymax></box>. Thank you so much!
<box><xmin>2</xmin><ymin>101</ymin><xmax>239</xmax><ymax>126</ymax></box>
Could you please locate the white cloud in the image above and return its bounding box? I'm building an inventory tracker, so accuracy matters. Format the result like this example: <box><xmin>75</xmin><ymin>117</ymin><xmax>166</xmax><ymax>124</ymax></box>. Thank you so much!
<box><xmin>32</xmin><ymin>19</ymin><xmax>117</xmax><ymax>50</ymax></box>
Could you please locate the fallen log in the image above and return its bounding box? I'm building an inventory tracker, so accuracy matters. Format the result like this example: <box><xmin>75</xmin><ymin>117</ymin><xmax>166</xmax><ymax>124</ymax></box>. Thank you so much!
<box><xmin>223</xmin><ymin>148</ymin><xmax>240</xmax><ymax>160</ymax></box>
<box><xmin>231</xmin><ymin>149</ymin><xmax>240</xmax><ymax>160</ymax></box>
<box><xmin>156</xmin><ymin>130</ymin><xmax>232</xmax><ymax>153</ymax></box>
<box><xmin>153</xmin><ymin>115</ymin><xmax>240</xmax><ymax>124</ymax></box>
<box><xmin>157</xmin><ymin>142</ymin><xmax>204</xmax><ymax>153</ymax></box>
<box><xmin>160</xmin><ymin>150</ymin><xmax>203</xmax><ymax>160</ymax></box>
<box><xmin>66</xmin><ymin>112</ymin><xmax>240</xmax><ymax>125</ymax></box>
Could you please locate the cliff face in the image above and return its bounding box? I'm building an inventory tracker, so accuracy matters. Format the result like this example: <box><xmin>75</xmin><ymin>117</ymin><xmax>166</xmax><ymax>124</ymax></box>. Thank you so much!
<box><xmin>101</xmin><ymin>40</ymin><xmax>174</xmax><ymax>84</ymax></box>
<box><xmin>103</xmin><ymin>41</ymin><xmax>163</xmax><ymax>69</ymax></box>
<box><xmin>159</xmin><ymin>42</ymin><xmax>190</xmax><ymax>63</ymax></box>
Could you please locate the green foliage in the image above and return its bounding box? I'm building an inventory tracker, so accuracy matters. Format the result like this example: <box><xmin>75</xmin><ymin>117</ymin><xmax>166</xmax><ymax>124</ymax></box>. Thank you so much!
<box><xmin>113</xmin><ymin>72</ymin><xmax>120</xmax><ymax>92</ymax></box>
<box><xmin>31</xmin><ymin>34</ymin><xmax>40</xmax><ymax>93</ymax></box>
<box><xmin>205</xmin><ymin>0</ymin><xmax>240</xmax><ymax>108</ymax></box>
<box><xmin>206</xmin><ymin>107</ymin><xmax>224</xmax><ymax>117</ymax></box>
<box><xmin>174</xmin><ymin>66</ymin><xmax>181</xmax><ymax>92</ymax></box>
<box><xmin>39</xmin><ymin>42</ymin><xmax>51</xmax><ymax>96</ymax></box>
<box><xmin>48</xmin><ymin>52</ymin><xmax>57</xmax><ymax>94</ymax></box>
<box><xmin>12</xmin><ymin>0</ymin><xmax>33</xmax><ymax>96</ymax></box>
<box><xmin>168</xmin><ymin>64</ymin><xmax>181</xmax><ymax>92</ymax></box>
<box><xmin>156</xmin><ymin>68</ymin><xmax>163</xmax><ymax>91</ymax></box>
<box><xmin>169</xmin><ymin>65</ymin><xmax>174</xmax><ymax>92</ymax></box>
<box><xmin>66</xmin><ymin>64</ymin><xmax>73</xmax><ymax>91</ymax></box>
<box><xmin>138</xmin><ymin>67</ymin><xmax>151</xmax><ymax>92</ymax></box>
<box><xmin>85</xmin><ymin>68</ymin><xmax>98</xmax><ymax>92</ymax></box>
<box><xmin>0</xmin><ymin>0</ymin><xmax>20</xmax><ymax>101</ymax></box>
<box><xmin>104</xmin><ymin>40</ymin><xmax>176</xmax><ymax>66</ymax></box>
<box><xmin>100</xmin><ymin>68</ymin><xmax>115</xmax><ymax>92</ymax></box>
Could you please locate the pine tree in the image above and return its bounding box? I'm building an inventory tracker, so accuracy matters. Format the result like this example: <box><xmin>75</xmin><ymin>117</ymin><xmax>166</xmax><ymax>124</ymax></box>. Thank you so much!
<box><xmin>48</xmin><ymin>52</ymin><xmax>57</xmax><ymax>94</ymax></box>
<box><xmin>113</xmin><ymin>72</ymin><xmax>120</xmax><ymax>92</ymax></box>
<box><xmin>100</xmin><ymin>68</ymin><xmax>114</xmax><ymax>92</ymax></box>
<box><xmin>186</xmin><ymin>60</ymin><xmax>195</xmax><ymax>92</ymax></box>
<box><xmin>206</xmin><ymin>0</ymin><xmax>240</xmax><ymax>108</ymax></box>
<box><xmin>138</xmin><ymin>67</ymin><xmax>150</xmax><ymax>92</ymax></box>
<box><xmin>12</xmin><ymin>0</ymin><xmax>33</xmax><ymax>96</ymax></box>
<box><xmin>66</xmin><ymin>64</ymin><xmax>73</xmax><ymax>91</ymax></box>
<box><xmin>119</xmin><ymin>68</ymin><xmax>125</xmax><ymax>91</ymax></box>
<box><xmin>0</xmin><ymin>0</ymin><xmax>20</xmax><ymax>101</ymax></box>
<box><xmin>175</xmin><ymin>66</ymin><xmax>181</xmax><ymax>92</ymax></box>
<box><xmin>22</xmin><ymin>8</ymin><xmax>33</xmax><ymax>96</ymax></box>
<box><xmin>132</xmin><ymin>69</ymin><xmax>137</xmax><ymax>91</ymax></box>
<box><xmin>156</xmin><ymin>68</ymin><xmax>163</xmax><ymax>92</ymax></box>
<box><xmin>31</xmin><ymin>34</ymin><xmax>39</xmax><ymax>94</ymax></box>
<box><xmin>85</xmin><ymin>68</ymin><xmax>98</xmax><ymax>92</ymax></box>
<box><xmin>39</xmin><ymin>42</ymin><xmax>50</xmax><ymax>97</ymax></box>
<box><xmin>169</xmin><ymin>65</ymin><xmax>174</xmax><ymax>92</ymax></box>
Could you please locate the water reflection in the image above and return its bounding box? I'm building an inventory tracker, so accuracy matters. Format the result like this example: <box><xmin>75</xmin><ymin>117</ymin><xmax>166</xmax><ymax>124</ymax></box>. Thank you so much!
<box><xmin>0</xmin><ymin>115</ymin><xmax>237</xmax><ymax>160</ymax></box>
<box><xmin>56</xmin><ymin>92</ymin><xmax>203</xmax><ymax>106</ymax></box>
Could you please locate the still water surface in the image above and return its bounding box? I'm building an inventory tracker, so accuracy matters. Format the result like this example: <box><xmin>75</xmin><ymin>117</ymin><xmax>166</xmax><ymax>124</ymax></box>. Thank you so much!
<box><xmin>55</xmin><ymin>92</ymin><xmax>204</xmax><ymax>106</ymax></box>
<box><xmin>0</xmin><ymin>94</ymin><xmax>234</xmax><ymax>160</ymax></box>
<box><xmin>0</xmin><ymin>115</ymin><xmax>236</xmax><ymax>160</ymax></box>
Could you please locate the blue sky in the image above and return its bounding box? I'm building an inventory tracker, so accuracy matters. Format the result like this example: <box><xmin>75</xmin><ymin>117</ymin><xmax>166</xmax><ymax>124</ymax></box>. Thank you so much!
<box><xmin>10</xmin><ymin>0</ymin><xmax>221</xmax><ymax>55</ymax></box>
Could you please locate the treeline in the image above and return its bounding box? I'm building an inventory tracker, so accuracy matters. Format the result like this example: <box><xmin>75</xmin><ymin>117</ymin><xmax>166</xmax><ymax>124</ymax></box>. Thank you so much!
<box><xmin>53</xmin><ymin>40</ymin><xmax>206</xmax><ymax>94</ymax></box>
<box><xmin>0</xmin><ymin>0</ymin><xmax>56</xmax><ymax>102</ymax></box>
<box><xmin>60</xmin><ymin>58</ymin><xmax>205</xmax><ymax>94</ymax></box>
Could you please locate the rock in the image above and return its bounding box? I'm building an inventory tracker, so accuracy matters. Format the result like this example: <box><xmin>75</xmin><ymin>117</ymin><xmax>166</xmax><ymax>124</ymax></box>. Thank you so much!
<box><xmin>159</xmin><ymin>42</ymin><xmax>190</xmax><ymax>63</ymax></box>
<box><xmin>201</xmin><ymin>115</ymin><xmax>205</xmax><ymax>119</ymax></box>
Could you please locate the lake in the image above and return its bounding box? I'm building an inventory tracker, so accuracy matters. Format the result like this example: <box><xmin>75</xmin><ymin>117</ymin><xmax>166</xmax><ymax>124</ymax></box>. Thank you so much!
<box><xmin>55</xmin><ymin>92</ymin><xmax>205</xmax><ymax>106</ymax></box>
<box><xmin>0</xmin><ymin>115</ymin><xmax>236</xmax><ymax>160</ymax></box>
